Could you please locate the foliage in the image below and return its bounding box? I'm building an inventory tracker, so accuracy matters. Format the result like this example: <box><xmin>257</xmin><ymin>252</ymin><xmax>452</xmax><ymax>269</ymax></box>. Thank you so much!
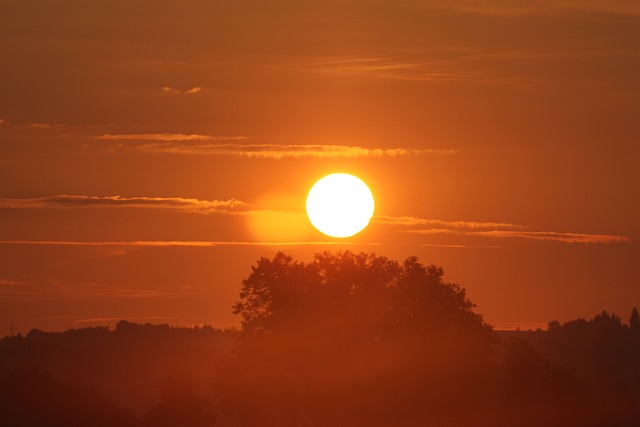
<box><xmin>233</xmin><ymin>251</ymin><xmax>490</xmax><ymax>340</ymax></box>
<box><xmin>226</xmin><ymin>251</ymin><xmax>495</xmax><ymax>426</ymax></box>
<box><xmin>500</xmin><ymin>338</ymin><xmax>601</xmax><ymax>427</ymax></box>
<box><xmin>630</xmin><ymin>307</ymin><xmax>640</xmax><ymax>333</ymax></box>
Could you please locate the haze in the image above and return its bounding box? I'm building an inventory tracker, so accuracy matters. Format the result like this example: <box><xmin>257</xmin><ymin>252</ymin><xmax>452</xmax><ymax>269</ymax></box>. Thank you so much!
<box><xmin>0</xmin><ymin>0</ymin><xmax>638</xmax><ymax>334</ymax></box>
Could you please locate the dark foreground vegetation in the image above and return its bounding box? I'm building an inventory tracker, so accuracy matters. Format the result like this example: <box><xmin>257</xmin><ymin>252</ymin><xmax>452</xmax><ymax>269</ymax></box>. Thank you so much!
<box><xmin>1</xmin><ymin>252</ymin><xmax>639</xmax><ymax>426</ymax></box>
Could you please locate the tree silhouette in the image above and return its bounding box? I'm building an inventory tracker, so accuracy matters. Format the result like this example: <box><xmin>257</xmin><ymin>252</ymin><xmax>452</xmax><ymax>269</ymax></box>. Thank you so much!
<box><xmin>233</xmin><ymin>251</ymin><xmax>491</xmax><ymax>340</ymax></box>
<box><xmin>499</xmin><ymin>338</ymin><xmax>600</xmax><ymax>427</ymax></box>
<box><xmin>630</xmin><ymin>307</ymin><xmax>639</xmax><ymax>335</ymax></box>
<box><xmin>224</xmin><ymin>251</ymin><xmax>496</xmax><ymax>426</ymax></box>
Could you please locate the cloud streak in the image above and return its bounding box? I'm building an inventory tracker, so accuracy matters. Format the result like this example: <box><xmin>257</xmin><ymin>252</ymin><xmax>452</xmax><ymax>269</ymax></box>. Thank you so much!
<box><xmin>0</xmin><ymin>279</ymin><xmax>27</xmax><ymax>286</ymax></box>
<box><xmin>97</xmin><ymin>133</ymin><xmax>246</xmax><ymax>142</ymax></box>
<box><xmin>380</xmin><ymin>0</ymin><xmax>640</xmax><ymax>17</ymax></box>
<box><xmin>0</xmin><ymin>282</ymin><xmax>187</xmax><ymax>301</ymax></box>
<box><xmin>434</xmin><ymin>0</ymin><xmax>640</xmax><ymax>17</ymax></box>
<box><xmin>297</xmin><ymin>47</ymin><xmax>639</xmax><ymax>87</ymax></box>
<box><xmin>378</xmin><ymin>215</ymin><xmax>630</xmax><ymax>244</ymax></box>
<box><xmin>375</xmin><ymin>215</ymin><xmax>522</xmax><ymax>230</ymax></box>
<box><xmin>26</xmin><ymin>123</ymin><xmax>65</xmax><ymax>129</ymax></box>
<box><xmin>0</xmin><ymin>240</ymin><xmax>375</xmax><ymax>247</ymax></box>
<box><xmin>161</xmin><ymin>86</ymin><xmax>203</xmax><ymax>95</ymax></box>
<box><xmin>297</xmin><ymin>54</ymin><xmax>564</xmax><ymax>85</ymax></box>
<box><xmin>407</xmin><ymin>227</ymin><xmax>630</xmax><ymax>244</ymax></box>
<box><xmin>96</xmin><ymin>134</ymin><xmax>454</xmax><ymax>158</ymax></box>
<box><xmin>466</xmin><ymin>230</ymin><xmax>631</xmax><ymax>244</ymax></box>
<box><xmin>117</xmin><ymin>141</ymin><xmax>454</xmax><ymax>158</ymax></box>
<box><xmin>0</xmin><ymin>195</ymin><xmax>248</xmax><ymax>214</ymax></box>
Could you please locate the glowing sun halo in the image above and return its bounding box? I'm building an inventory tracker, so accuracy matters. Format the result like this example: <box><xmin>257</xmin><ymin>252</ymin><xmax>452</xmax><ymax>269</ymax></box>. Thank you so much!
<box><xmin>306</xmin><ymin>173</ymin><xmax>374</xmax><ymax>238</ymax></box>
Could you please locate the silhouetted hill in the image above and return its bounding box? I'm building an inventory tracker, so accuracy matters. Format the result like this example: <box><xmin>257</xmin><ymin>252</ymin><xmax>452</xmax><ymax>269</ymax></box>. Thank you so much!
<box><xmin>0</xmin><ymin>321</ymin><xmax>235</xmax><ymax>416</ymax></box>
<box><xmin>1</xmin><ymin>252</ymin><xmax>638</xmax><ymax>426</ymax></box>
<box><xmin>496</xmin><ymin>311</ymin><xmax>640</xmax><ymax>426</ymax></box>
<box><xmin>2</xmin><ymin>316</ymin><xmax>639</xmax><ymax>426</ymax></box>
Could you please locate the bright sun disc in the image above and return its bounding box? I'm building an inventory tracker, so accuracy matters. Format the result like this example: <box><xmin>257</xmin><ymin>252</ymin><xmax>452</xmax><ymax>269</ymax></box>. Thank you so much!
<box><xmin>306</xmin><ymin>173</ymin><xmax>374</xmax><ymax>238</ymax></box>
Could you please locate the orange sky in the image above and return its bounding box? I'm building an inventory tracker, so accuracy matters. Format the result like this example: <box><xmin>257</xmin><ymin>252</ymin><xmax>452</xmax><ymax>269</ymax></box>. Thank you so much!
<box><xmin>1</xmin><ymin>0</ymin><xmax>638</xmax><ymax>334</ymax></box>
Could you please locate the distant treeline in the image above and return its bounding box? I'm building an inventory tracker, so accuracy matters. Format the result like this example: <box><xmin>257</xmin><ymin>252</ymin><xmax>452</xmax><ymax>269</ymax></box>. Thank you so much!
<box><xmin>1</xmin><ymin>252</ymin><xmax>638</xmax><ymax>426</ymax></box>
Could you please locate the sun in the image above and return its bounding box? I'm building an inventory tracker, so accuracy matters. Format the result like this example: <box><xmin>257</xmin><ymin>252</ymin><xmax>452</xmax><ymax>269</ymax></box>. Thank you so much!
<box><xmin>306</xmin><ymin>173</ymin><xmax>375</xmax><ymax>238</ymax></box>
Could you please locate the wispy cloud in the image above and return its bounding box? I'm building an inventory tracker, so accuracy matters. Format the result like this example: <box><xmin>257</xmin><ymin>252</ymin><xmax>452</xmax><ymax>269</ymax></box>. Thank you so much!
<box><xmin>407</xmin><ymin>227</ymin><xmax>630</xmax><ymax>244</ymax></box>
<box><xmin>118</xmin><ymin>141</ymin><xmax>455</xmax><ymax>158</ymax></box>
<box><xmin>70</xmin><ymin>285</ymin><xmax>185</xmax><ymax>300</ymax></box>
<box><xmin>297</xmin><ymin>46</ymin><xmax>640</xmax><ymax>86</ymax></box>
<box><xmin>0</xmin><ymin>195</ymin><xmax>248</xmax><ymax>214</ymax></box>
<box><xmin>297</xmin><ymin>54</ymin><xmax>559</xmax><ymax>84</ymax></box>
<box><xmin>435</xmin><ymin>0</ymin><xmax>640</xmax><ymax>17</ymax></box>
<box><xmin>0</xmin><ymin>282</ymin><xmax>187</xmax><ymax>301</ymax></box>
<box><xmin>96</xmin><ymin>133</ymin><xmax>455</xmax><ymax>158</ymax></box>
<box><xmin>0</xmin><ymin>240</ymin><xmax>378</xmax><ymax>247</ymax></box>
<box><xmin>97</xmin><ymin>133</ymin><xmax>246</xmax><ymax>142</ymax></box>
<box><xmin>420</xmin><ymin>243</ymin><xmax>507</xmax><ymax>249</ymax></box>
<box><xmin>466</xmin><ymin>230</ymin><xmax>631</xmax><ymax>244</ymax></box>
<box><xmin>376</xmin><ymin>215</ymin><xmax>521</xmax><ymax>230</ymax></box>
<box><xmin>0</xmin><ymin>279</ymin><xmax>27</xmax><ymax>286</ymax></box>
<box><xmin>299</xmin><ymin>56</ymin><xmax>474</xmax><ymax>82</ymax></box>
<box><xmin>379</xmin><ymin>214</ymin><xmax>630</xmax><ymax>245</ymax></box>
<box><xmin>26</xmin><ymin>123</ymin><xmax>65</xmax><ymax>129</ymax></box>
<box><xmin>161</xmin><ymin>86</ymin><xmax>203</xmax><ymax>95</ymax></box>
<box><xmin>385</xmin><ymin>0</ymin><xmax>640</xmax><ymax>17</ymax></box>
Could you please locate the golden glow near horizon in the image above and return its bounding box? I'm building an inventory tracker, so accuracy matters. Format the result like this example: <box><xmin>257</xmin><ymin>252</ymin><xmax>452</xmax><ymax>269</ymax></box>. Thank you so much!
<box><xmin>306</xmin><ymin>173</ymin><xmax>375</xmax><ymax>238</ymax></box>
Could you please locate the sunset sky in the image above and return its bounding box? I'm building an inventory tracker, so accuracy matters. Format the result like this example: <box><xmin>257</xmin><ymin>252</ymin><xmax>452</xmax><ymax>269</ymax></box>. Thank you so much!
<box><xmin>1</xmin><ymin>0</ymin><xmax>638</xmax><ymax>334</ymax></box>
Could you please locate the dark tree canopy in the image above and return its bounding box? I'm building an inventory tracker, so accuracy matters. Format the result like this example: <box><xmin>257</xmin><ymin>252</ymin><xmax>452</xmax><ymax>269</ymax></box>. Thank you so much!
<box><xmin>233</xmin><ymin>251</ymin><xmax>490</xmax><ymax>340</ymax></box>
<box><xmin>630</xmin><ymin>307</ymin><xmax>640</xmax><ymax>333</ymax></box>
<box><xmin>224</xmin><ymin>251</ymin><xmax>496</xmax><ymax>426</ymax></box>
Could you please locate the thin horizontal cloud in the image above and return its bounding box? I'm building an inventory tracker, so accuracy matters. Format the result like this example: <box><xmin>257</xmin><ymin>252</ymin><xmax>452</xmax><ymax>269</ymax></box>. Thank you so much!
<box><xmin>79</xmin><ymin>287</ymin><xmax>184</xmax><ymax>300</ymax></box>
<box><xmin>421</xmin><ymin>243</ymin><xmax>507</xmax><ymax>249</ymax></box>
<box><xmin>434</xmin><ymin>0</ymin><xmax>640</xmax><ymax>17</ymax></box>
<box><xmin>0</xmin><ymin>240</ymin><xmax>379</xmax><ymax>247</ymax></box>
<box><xmin>0</xmin><ymin>279</ymin><xmax>27</xmax><ymax>286</ymax></box>
<box><xmin>469</xmin><ymin>230</ymin><xmax>631</xmax><ymax>244</ymax></box>
<box><xmin>96</xmin><ymin>133</ymin><xmax>455</xmax><ymax>158</ymax></box>
<box><xmin>0</xmin><ymin>195</ymin><xmax>248</xmax><ymax>214</ymax></box>
<box><xmin>0</xmin><ymin>282</ymin><xmax>186</xmax><ymax>301</ymax></box>
<box><xmin>390</xmin><ymin>0</ymin><xmax>640</xmax><ymax>17</ymax></box>
<box><xmin>376</xmin><ymin>215</ymin><xmax>521</xmax><ymax>230</ymax></box>
<box><xmin>297</xmin><ymin>46</ymin><xmax>639</xmax><ymax>86</ymax></box>
<box><xmin>380</xmin><ymin>214</ymin><xmax>630</xmax><ymax>244</ymax></box>
<box><xmin>130</xmin><ymin>142</ymin><xmax>456</xmax><ymax>158</ymax></box>
<box><xmin>97</xmin><ymin>133</ymin><xmax>246</xmax><ymax>142</ymax></box>
<box><xmin>408</xmin><ymin>228</ymin><xmax>630</xmax><ymax>244</ymax></box>
<box><xmin>26</xmin><ymin>123</ymin><xmax>65</xmax><ymax>129</ymax></box>
<box><xmin>161</xmin><ymin>86</ymin><xmax>203</xmax><ymax>95</ymax></box>
<box><xmin>299</xmin><ymin>56</ymin><xmax>477</xmax><ymax>82</ymax></box>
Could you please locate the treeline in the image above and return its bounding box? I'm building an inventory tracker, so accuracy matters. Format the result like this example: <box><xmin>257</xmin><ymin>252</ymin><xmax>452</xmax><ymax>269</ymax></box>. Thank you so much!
<box><xmin>498</xmin><ymin>309</ymin><xmax>640</xmax><ymax>426</ymax></box>
<box><xmin>0</xmin><ymin>321</ymin><xmax>234</xmax><ymax>425</ymax></box>
<box><xmin>1</xmin><ymin>252</ymin><xmax>638</xmax><ymax>426</ymax></box>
